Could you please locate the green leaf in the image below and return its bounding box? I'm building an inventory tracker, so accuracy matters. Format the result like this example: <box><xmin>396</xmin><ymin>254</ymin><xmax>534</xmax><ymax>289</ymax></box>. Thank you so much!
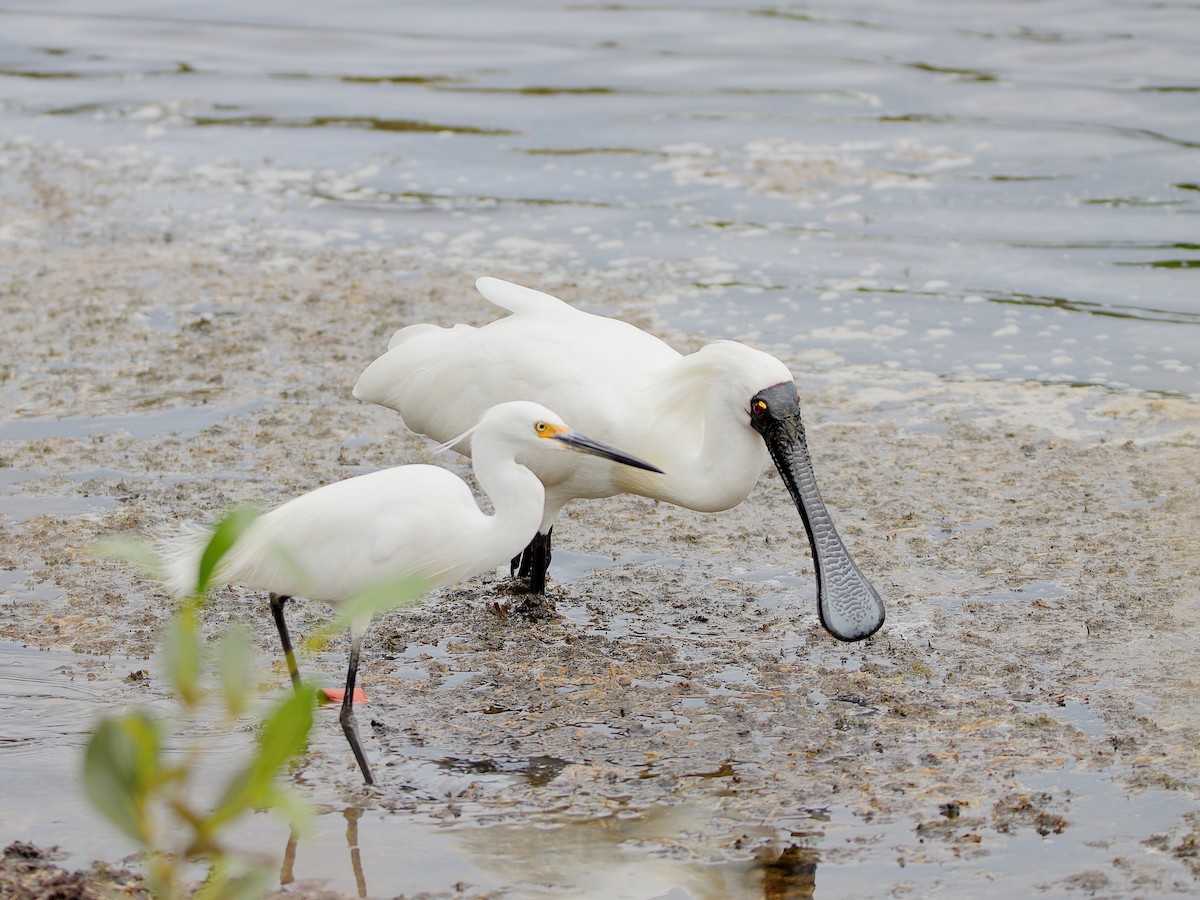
<box><xmin>163</xmin><ymin>606</ymin><xmax>203</xmax><ymax>706</ymax></box>
<box><xmin>209</xmin><ymin>684</ymin><xmax>316</xmax><ymax>829</ymax></box>
<box><xmin>195</xmin><ymin>505</ymin><xmax>261</xmax><ymax>597</ymax></box>
<box><xmin>305</xmin><ymin>575</ymin><xmax>427</xmax><ymax>652</ymax></box>
<box><xmin>208</xmin><ymin>766</ymin><xmax>256</xmax><ymax>832</ymax></box>
<box><xmin>254</xmin><ymin>684</ymin><xmax>317</xmax><ymax>781</ymax></box>
<box><xmin>216</xmin><ymin>624</ymin><xmax>254</xmax><ymax>718</ymax></box>
<box><xmin>92</xmin><ymin>534</ymin><xmax>164</xmax><ymax>581</ymax></box>
<box><xmin>83</xmin><ymin>712</ymin><xmax>162</xmax><ymax>846</ymax></box>
<box><xmin>265</xmin><ymin>787</ymin><xmax>313</xmax><ymax>835</ymax></box>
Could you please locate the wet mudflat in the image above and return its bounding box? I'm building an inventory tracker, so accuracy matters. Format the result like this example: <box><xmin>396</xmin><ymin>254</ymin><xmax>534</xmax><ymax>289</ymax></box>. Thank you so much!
<box><xmin>1</xmin><ymin>214</ymin><xmax>1198</xmax><ymax>896</ymax></box>
<box><xmin>2</xmin><ymin>2</ymin><xmax>1199</xmax><ymax>889</ymax></box>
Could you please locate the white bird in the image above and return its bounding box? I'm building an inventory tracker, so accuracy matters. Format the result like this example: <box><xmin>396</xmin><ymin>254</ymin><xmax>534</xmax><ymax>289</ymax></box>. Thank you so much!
<box><xmin>354</xmin><ymin>277</ymin><xmax>884</xmax><ymax>642</ymax></box>
<box><xmin>161</xmin><ymin>400</ymin><xmax>662</xmax><ymax>784</ymax></box>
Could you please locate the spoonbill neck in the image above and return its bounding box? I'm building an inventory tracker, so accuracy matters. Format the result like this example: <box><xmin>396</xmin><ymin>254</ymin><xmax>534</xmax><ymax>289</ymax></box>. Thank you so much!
<box><xmin>614</xmin><ymin>381</ymin><xmax>767</xmax><ymax>513</ymax></box>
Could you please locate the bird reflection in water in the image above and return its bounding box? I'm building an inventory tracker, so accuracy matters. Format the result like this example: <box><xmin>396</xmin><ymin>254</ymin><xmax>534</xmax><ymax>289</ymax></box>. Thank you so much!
<box><xmin>279</xmin><ymin>806</ymin><xmax>370</xmax><ymax>898</ymax></box>
<box><xmin>758</xmin><ymin>844</ymin><xmax>819</xmax><ymax>900</ymax></box>
<box><xmin>279</xmin><ymin>808</ymin><xmax>819</xmax><ymax>899</ymax></box>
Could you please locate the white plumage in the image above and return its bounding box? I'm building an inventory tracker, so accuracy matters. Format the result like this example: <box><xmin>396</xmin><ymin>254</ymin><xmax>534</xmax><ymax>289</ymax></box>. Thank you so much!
<box><xmin>355</xmin><ymin>277</ymin><xmax>885</xmax><ymax>642</ymax></box>
<box><xmin>356</xmin><ymin>278</ymin><xmax>784</xmax><ymax>523</ymax></box>
<box><xmin>161</xmin><ymin>400</ymin><xmax>660</xmax><ymax>784</ymax></box>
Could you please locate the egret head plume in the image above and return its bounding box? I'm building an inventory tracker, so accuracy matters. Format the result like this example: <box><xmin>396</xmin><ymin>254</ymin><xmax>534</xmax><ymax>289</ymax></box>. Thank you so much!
<box><xmin>435</xmin><ymin>423</ymin><xmax>479</xmax><ymax>455</ymax></box>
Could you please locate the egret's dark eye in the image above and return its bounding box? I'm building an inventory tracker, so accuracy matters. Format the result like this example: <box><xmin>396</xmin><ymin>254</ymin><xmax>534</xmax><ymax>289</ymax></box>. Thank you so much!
<box><xmin>535</xmin><ymin>421</ymin><xmax>549</xmax><ymax>434</ymax></box>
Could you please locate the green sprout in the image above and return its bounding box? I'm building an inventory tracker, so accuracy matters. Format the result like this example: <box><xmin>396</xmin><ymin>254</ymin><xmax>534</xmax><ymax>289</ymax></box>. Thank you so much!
<box><xmin>87</xmin><ymin>509</ymin><xmax>315</xmax><ymax>900</ymax></box>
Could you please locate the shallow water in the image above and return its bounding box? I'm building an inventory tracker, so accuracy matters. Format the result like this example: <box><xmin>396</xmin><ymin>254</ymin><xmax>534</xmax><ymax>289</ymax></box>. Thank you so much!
<box><xmin>0</xmin><ymin>0</ymin><xmax>1197</xmax><ymax>397</ymax></box>
<box><xmin>3</xmin><ymin>618</ymin><xmax>1196</xmax><ymax>898</ymax></box>
<box><xmin>2</xmin><ymin>389</ymin><xmax>1198</xmax><ymax>894</ymax></box>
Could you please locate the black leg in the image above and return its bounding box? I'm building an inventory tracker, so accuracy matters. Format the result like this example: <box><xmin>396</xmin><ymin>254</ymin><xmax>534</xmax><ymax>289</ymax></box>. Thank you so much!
<box><xmin>512</xmin><ymin>527</ymin><xmax>553</xmax><ymax>591</ymax></box>
<box><xmin>527</xmin><ymin>529</ymin><xmax>552</xmax><ymax>595</ymax></box>
<box><xmin>269</xmin><ymin>593</ymin><xmax>302</xmax><ymax>690</ymax></box>
<box><xmin>510</xmin><ymin>544</ymin><xmax>527</xmax><ymax>578</ymax></box>
<box><xmin>511</xmin><ymin>531</ymin><xmax>552</xmax><ymax>593</ymax></box>
<box><xmin>340</xmin><ymin>625</ymin><xmax>375</xmax><ymax>785</ymax></box>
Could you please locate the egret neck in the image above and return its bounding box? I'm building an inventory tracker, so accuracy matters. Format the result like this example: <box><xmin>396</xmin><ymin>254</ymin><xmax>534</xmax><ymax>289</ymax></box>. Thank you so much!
<box><xmin>467</xmin><ymin>433</ymin><xmax>549</xmax><ymax>573</ymax></box>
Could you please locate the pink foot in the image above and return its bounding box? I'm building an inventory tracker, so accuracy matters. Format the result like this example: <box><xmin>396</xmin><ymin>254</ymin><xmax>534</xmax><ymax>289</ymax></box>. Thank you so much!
<box><xmin>318</xmin><ymin>687</ymin><xmax>368</xmax><ymax>705</ymax></box>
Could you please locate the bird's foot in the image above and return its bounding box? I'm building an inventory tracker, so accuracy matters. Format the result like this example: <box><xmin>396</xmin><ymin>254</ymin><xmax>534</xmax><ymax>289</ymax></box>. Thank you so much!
<box><xmin>509</xmin><ymin>591</ymin><xmax>559</xmax><ymax>622</ymax></box>
<box><xmin>496</xmin><ymin>575</ymin><xmax>545</xmax><ymax>597</ymax></box>
<box><xmin>319</xmin><ymin>687</ymin><xmax>368</xmax><ymax>705</ymax></box>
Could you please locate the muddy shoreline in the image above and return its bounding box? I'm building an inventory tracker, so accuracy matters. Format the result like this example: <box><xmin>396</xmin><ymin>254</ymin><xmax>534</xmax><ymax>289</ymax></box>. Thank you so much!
<box><xmin>2</xmin><ymin>151</ymin><xmax>1200</xmax><ymax>896</ymax></box>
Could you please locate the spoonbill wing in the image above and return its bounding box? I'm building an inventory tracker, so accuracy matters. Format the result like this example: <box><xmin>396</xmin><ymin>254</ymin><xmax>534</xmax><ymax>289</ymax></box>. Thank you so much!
<box><xmin>355</xmin><ymin>278</ymin><xmax>680</xmax><ymax>448</ymax></box>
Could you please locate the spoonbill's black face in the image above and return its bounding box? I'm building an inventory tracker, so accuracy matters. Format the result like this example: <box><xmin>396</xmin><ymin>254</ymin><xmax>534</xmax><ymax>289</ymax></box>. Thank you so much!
<box><xmin>749</xmin><ymin>382</ymin><xmax>885</xmax><ymax>642</ymax></box>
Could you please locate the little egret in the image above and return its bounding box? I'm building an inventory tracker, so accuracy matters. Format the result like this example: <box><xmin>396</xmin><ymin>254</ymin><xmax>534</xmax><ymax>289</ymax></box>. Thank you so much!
<box><xmin>160</xmin><ymin>401</ymin><xmax>662</xmax><ymax>784</ymax></box>
<box><xmin>354</xmin><ymin>277</ymin><xmax>885</xmax><ymax>642</ymax></box>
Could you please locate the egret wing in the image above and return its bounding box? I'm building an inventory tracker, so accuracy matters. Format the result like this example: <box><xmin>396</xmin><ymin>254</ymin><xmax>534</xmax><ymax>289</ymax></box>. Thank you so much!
<box><xmin>219</xmin><ymin>466</ymin><xmax>495</xmax><ymax>602</ymax></box>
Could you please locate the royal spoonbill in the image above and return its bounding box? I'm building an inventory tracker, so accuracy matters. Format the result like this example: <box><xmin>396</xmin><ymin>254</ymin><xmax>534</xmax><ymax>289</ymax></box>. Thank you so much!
<box><xmin>161</xmin><ymin>400</ymin><xmax>662</xmax><ymax>784</ymax></box>
<box><xmin>354</xmin><ymin>277</ymin><xmax>884</xmax><ymax>642</ymax></box>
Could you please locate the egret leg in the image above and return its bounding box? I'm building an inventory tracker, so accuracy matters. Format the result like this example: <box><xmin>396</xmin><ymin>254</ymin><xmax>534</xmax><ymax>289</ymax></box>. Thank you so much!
<box><xmin>340</xmin><ymin>625</ymin><xmax>375</xmax><ymax>785</ymax></box>
<box><xmin>269</xmin><ymin>593</ymin><xmax>302</xmax><ymax>690</ymax></box>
